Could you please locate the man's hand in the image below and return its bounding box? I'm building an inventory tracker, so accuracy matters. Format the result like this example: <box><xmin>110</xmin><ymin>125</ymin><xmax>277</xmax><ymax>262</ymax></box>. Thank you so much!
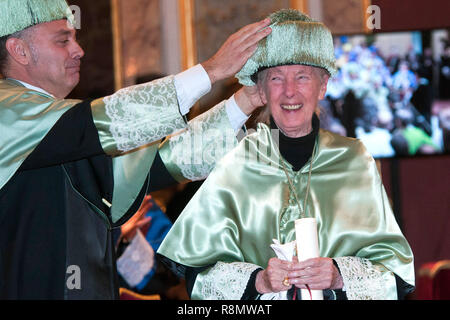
<box><xmin>202</xmin><ymin>18</ymin><xmax>271</xmax><ymax>85</ymax></box>
<box><xmin>120</xmin><ymin>195</ymin><xmax>153</xmax><ymax>242</ymax></box>
<box><xmin>234</xmin><ymin>85</ymin><xmax>266</xmax><ymax>115</ymax></box>
<box><xmin>255</xmin><ymin>257</ymin><xmax>344</xmax><ymax>295</ymax></box>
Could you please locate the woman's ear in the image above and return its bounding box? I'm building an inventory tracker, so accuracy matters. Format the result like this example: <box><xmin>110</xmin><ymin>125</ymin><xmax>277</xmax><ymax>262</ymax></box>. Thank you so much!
<box><xmin>318</xmin><ymin>73</ymin><xmax>330</xmax><ymax>100</ymax></box>
<box><xmin>257</xmin><ymin>82</ymin><xmax>268</xmax><ymax>105</ymax></box>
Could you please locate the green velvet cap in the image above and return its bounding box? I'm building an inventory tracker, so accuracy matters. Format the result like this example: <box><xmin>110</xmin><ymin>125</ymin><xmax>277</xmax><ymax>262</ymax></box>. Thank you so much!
<box><xmin>236</xmin><ymin>9</ymin><xmax>337</xmax><ymax>86</ymax></box>
<box><xmin>0</xmin><ymin>0</ymin><xmax>73</xmax><ymax>37</ymax></box>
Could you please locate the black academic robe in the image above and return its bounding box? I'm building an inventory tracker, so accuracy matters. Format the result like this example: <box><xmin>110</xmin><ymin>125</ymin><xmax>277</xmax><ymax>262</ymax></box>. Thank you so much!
<box><xmin>0</xmin><ymin>101</ymin><xmax>176</xmax><ymax>299</ymax></box>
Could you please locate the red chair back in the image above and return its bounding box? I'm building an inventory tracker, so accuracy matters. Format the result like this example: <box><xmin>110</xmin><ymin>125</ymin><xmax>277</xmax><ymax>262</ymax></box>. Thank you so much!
<box><xmin>417</xmin><ymin>260</ymin><xmax>450</xmax><ymax>300</ymax></box>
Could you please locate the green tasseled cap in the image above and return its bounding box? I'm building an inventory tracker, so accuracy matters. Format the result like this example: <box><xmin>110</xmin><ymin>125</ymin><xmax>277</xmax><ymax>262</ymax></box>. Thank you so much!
<box><xmin>236</xmin><ymin>9</ymin><xmax>337</xmax><ymax>86</ymax></box>
<box><xmin>0</xmin><ymin>0</ymin><xmax>73</xmax><ymax>38</ymax></box>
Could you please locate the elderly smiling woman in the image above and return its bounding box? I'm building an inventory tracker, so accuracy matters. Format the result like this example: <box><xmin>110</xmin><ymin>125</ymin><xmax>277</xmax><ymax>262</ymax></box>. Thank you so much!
<box><xmin>158</xmin><ymin>9</ymin><xmax>415</xmax><ymax>300</ymax></box>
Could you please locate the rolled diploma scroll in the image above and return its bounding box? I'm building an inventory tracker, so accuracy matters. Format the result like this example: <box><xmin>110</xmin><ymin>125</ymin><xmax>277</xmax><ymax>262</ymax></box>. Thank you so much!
<box><xmin>295</xmin><ymin>218</ymin><xmax>324</xmax><ymax>300</ymax></box>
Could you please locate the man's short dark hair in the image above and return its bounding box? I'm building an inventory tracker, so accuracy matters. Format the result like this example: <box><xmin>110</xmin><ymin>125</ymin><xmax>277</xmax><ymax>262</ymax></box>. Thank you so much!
<box><xmin>0</xmin><ymin>35</ymin><xmax>9</xmax><ymax>77</ymax></box>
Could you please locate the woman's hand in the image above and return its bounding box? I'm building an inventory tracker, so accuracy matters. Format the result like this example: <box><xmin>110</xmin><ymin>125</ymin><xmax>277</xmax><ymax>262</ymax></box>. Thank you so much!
<box><xmin>287</xmin><ymin>257</ymin><xmax>344</xmax><ymax>290</ymax></box>
<box><xmin>255</xmin><ymin>257</ymin><xmax>293</xmax><ymax>294</ymax></box>
<box><xmin>255</xmin><ymin>256</ymin><xmax>343</xmax><ymax>294</ymax></box>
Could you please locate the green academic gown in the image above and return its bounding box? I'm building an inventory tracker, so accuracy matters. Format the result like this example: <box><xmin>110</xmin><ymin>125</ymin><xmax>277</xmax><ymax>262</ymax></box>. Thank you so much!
<box><xmin>158</xmin><ymin>123</ymin><xmax>415</xmax><ymax>300</ymax></box>
<box><xmin>0</xmin><ymin>77</ymin><xmax>237</xmax><ymax>299</ymax></box>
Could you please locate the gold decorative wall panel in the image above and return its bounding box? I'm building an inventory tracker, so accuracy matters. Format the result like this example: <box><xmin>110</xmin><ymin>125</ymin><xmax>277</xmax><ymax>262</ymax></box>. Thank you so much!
<box><xmin>68</xmin><ymin>0</ymin><xmax>115</xmax><ymax>99</ymax></box>
<box><xmin>112</xmin><ymin>0</ymin><xmax>162</xmax><ymax>89</ymax></box>
<box><xmin>321</xmin><ymin>0</ymin><xmax>370</xmax><ymax>35</ymax></box>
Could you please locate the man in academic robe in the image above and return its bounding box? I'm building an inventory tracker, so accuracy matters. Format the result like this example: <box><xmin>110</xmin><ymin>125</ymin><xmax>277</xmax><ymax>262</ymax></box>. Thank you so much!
<box><xmin>0</xmin><ymin>0</ymin><xmax>271</xmax><ymax>299</ymax></box>
<box><xmin>158</xmin><ymin>9</ymin><xmax>415</xmax><ymax>300</ymax></box>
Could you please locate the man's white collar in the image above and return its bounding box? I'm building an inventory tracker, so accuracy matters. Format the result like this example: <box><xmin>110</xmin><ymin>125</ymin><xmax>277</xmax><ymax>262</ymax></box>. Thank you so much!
<box><xmin>9</xmin><ymin>79</ymin><xmax>54</xmax><ymax>97</ymax></box>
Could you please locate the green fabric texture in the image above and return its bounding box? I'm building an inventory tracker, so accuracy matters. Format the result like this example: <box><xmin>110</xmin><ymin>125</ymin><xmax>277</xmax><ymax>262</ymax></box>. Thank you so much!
<box><xmin>158</xmin><ymin>124</ymin><xmax>415</xmax><ymax>299</ymax></box>
<box><xmin>0</xmin><ymin>79</ymin><xmax>80</xmax><ymax>190</ymax></box>
<box><xmin>235</xmin><ymin>9</ymin><xmax>337</xmax><ymax>86</ymax></box>
<box><xmin>158</xmin><ymin>101</ymin><xmax>238</xmax><ymax>184</ymax></box>
<box><xmin>0</xmin><ymin>0</ymin><xmax>72</xmax><ymax>37</ymax></box>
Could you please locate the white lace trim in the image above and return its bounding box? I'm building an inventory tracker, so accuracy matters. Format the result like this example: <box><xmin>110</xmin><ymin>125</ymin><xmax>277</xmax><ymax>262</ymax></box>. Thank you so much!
<box><xmin>167</xmin><ymin>102</ymin><xmax>237</xmax><ymax>181</ymax></box>
<box><xmin>334</xmin><ymin>256</ymin><xmax>387</xmax><ymax>300</ymax></box>
<box><xmin>103</xmin><ymin>76</ymin><xmax>186</xmax><ymax>152</ymax></box>
<box><xmin>201</xmin><ymin>262</ymin><xmax>260</xmax><ymax>300</ymax></box>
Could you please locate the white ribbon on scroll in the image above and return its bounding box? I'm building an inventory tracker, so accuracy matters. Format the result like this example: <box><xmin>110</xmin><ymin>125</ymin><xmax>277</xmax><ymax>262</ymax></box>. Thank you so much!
<box><xmin>295</xmin><ymin>218</ymin><xmax>324</xmax><ymax>300</ymax></box>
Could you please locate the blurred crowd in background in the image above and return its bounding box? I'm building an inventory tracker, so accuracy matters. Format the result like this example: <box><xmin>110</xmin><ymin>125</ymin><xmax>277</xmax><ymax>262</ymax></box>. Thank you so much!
<box><xmin>319</xmin><ymin>33</ymin><xmax>450</xmax><ymax>158</ymax></box>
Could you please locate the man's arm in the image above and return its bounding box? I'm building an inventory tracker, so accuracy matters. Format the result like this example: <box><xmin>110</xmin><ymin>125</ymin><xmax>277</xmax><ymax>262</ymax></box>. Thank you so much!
<box><xmin>17</xmin><ymin>17</ymin><xmax>271</xmax><ymax>171</ymax></box>
<box><xmin>105</xmin><ymin>19</ymin><xmax>271</xmax><ymax>224</ymax></box>
<box><xmin>92</xmin><ymin>18</ymin><xmax>271</xmax><ymax>156</ymax></box>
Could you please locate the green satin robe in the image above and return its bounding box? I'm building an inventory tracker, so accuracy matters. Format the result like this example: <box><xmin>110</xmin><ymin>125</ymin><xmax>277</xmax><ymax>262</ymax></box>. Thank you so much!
<box><xmin>0</xmin><ymin>77</ymin><xmax>237</xmax><ymax>223</ymax></box>
<box><xmin>158</xmin><ymin>123</ymin><xmax>415</xmax><ymax>300</ymax></box>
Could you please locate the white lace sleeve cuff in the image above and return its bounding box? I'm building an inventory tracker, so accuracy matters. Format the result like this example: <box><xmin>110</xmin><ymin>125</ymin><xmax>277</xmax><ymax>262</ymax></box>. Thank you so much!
<box><xmin>97</xmin><ymin>75</ymin><xmax>187</xmax><ymax>153</ymax></box>
<box><xmin>195</xmin><ymin>262</ymin><xmax>261</xmax><ymax>300</ymax></box>
<box><xmin>158</xmin><ymin>101</ymin><xmax>238</xmax><ymax>182</ymax></box>
<box><xmin>334</xmin><ymin>256</ymin><xmax>397</xmax><ymax>300</ymax></box>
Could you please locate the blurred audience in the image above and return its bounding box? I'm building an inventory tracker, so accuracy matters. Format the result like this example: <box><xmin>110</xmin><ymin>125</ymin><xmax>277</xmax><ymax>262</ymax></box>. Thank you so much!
<box><xmin>323</xmin><ymin>34</ymin><xmax>449</xmax><ymax>158</ymax></box>
<box><xmin>116</xmin><ymin>195</ymin><xmax>188</xmax><ymax>299</ymax></box>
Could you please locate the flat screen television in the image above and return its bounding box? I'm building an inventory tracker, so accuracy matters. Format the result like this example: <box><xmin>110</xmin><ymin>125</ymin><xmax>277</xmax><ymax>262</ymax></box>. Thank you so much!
<box><xmin>319</xmin><ymin>29</ymin><xmax>450</xmax><ymax>158</ymax></box>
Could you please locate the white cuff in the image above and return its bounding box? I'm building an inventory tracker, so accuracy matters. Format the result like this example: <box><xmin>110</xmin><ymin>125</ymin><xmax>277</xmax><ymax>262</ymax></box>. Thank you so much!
<box><xmin>225</xmin><ymin>95</ymin><xmax>250</xmax><ymax>132</ymax></box>
<box><xmin>174</xmin><ymin>64</ymin><xmax>211</xmax><ymax>115</ymax></box>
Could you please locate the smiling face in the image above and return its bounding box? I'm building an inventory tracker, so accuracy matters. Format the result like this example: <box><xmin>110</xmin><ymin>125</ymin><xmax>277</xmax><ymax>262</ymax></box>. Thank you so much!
<box><xmin>22</xmin><ymin>19</ymin><xmax>85</xmax><ymax>98</ymax></box>
<box><xmin>257</xmin><ymin>65</ymin><xmax>329</xmax><ymax>138</ymax></box>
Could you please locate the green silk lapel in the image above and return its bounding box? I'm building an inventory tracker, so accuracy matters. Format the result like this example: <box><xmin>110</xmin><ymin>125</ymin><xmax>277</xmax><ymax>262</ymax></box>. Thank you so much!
<box><xmin>0</xmin><ymin>79</ymin><xmax>80</xmax><ymax>190</ymax></box>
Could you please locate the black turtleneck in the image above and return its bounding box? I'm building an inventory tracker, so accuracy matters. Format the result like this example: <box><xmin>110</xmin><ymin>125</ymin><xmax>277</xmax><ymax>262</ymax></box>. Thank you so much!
<box><xmin>270</xmin><ymin>114</ymin><xmax>319</xmax><ymax>171</ymax></box>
